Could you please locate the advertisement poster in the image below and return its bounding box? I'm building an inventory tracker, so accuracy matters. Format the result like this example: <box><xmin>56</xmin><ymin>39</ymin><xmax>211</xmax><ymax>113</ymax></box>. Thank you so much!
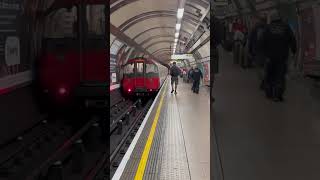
<box><xmin>314</xmin><ymin>4</ymin><xmax>320</xmax><ymax>60</ymax></box>
<box><xmin>300</xmin><ymin>8</ymin><xmax>316</xmax><ymax>67</ymax></box>
<box><xmin>110</xmin><ymin>54</ymin><xmax>117</xmax><ymax>85</ymax></box>
<box><xmin>0</xmin><ymin>0</ymin><xmax>31</xmax><ymax>92</ymax></box>
<box><xmin>203</xmin><ymin>62</ymin><xmax>210</xmax><ymax>86</ymax></box>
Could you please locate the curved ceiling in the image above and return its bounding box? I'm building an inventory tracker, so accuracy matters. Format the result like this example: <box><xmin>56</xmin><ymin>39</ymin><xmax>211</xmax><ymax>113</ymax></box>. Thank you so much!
<box><xmin>110</xmin><ymin>0</ymin><xmax>282</xmax><ymax>63</ymax></box>
<box><xmin>110</xmin><ymin>0</ymin><xmax>210</xmax><ymax>62</ymax></box>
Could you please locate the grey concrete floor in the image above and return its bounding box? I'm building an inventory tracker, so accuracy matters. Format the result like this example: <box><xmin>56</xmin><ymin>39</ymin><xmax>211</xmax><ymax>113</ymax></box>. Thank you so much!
<box><xmin>213</xmin><ymin>49</ymin><xmax>320</xmax><ymax>180</ymax></box>
<box><xmin>175</xmin><ymin>80</ymin><xmax>210</xmax><ymax>180</ymax></box>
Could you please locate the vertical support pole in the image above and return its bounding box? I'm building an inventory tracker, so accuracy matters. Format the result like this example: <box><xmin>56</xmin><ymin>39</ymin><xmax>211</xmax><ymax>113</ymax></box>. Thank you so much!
<box><xmin>72</xmin><ymin>139</ymin><xmax>85</xmax><ymax>173</ymax></box>
<box><xmin>47</xmin><ymin>161</ymin><xmax>63</xmax><ymax>180</ymax></box>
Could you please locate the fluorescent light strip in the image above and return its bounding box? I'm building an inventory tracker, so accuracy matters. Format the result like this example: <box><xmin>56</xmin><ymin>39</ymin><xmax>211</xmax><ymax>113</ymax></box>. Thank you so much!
<box><xmin>177</xmin><ymin>8</ymin><xmax>184</xmax><ymax>19</ymax></box>
<box><xmin>176</xmin><ymin>23</ymin><xmax>181</xmax><ymax>30</ymax></box>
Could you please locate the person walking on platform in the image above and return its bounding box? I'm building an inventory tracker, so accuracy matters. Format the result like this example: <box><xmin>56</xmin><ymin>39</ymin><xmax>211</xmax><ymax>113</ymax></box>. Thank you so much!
<box><xmin>182</xmin><ymin>70</ymin><xmax>187</xmax><ymax>82</ymax></box>
<box><xmin>191</xmin><ymin>67</ymin><xmax>203</xmax><ymax>94</ymax></box>
<box><xmin>232</xmin><ymin>18</ymin><xmax>246</xmax><ymax>65</ymax></box>
<box><xmin>261</xmin><ymin>12</ymin><xmax>297</xmax><ymax>102</ymax></box>
<box><xmin>188</xmin><ymin>67</ymin><xmax>194</xmax><ymax>84</ymax></box>
<box><xmin>170</xmin><ymin>62</ymin><xmax>181</xmax><ymax>94</ymax></box>
<box><xmin>248</xmin><ymin>14</ymin><xmax>267</xmax><ymax>88</ymax></box>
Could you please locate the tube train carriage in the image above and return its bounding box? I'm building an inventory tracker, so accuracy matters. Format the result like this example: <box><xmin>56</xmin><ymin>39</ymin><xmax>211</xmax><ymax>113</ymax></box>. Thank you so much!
<box><xmin>121</xmin><ymin>58</ymin><xmax>168</xmax><ymax>96</ymax></box>
<box><xmin>37</xmin><ymin>0</ymin><xmax>107</xmax><ymax>109</ymax></box>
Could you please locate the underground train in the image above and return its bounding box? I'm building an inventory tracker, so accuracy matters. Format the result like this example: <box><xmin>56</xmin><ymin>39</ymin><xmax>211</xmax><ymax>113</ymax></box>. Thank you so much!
<box><xmin>121</xmin><ymin>57</ymin><xmax>168</xmax><ymax>96</ymax></box>
<box><xmin>36</xmin><ymin>0</ymin><xmax>106</xmax><ymax>108</ymax></box>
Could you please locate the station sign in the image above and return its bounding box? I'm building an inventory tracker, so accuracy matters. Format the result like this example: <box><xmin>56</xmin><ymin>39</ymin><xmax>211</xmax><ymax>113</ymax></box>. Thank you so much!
<box><xmin>171</xmin><ymin>54</ymin><xmax>194</xmax><ymax>60</ymax></box>
<box><xmin>111</xmin><ymin>73</ymin><xmax>117</xmax><ymax>83</ymax></box>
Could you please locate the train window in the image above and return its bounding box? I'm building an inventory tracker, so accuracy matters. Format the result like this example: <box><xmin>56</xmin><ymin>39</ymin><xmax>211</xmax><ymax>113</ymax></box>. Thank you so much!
<box><xmin>44</xmin><ymin>6</ymin><xmax>78</xmax><ymax>38</ymax></box>
<box><xmin>146</xmin><ymin>63</ymin><xmax>158</xmax><ymax>74</ymax></box>
<box><xmin>86</xmin><ymin>5</ymin><xmax>105</xmax><ymax>36</ymax></box>
<box><xmin>136</xmin><ymin>62</ymin><xmax>144</xmax><ymax>75</ymax></box>
<box><xmin>124</xmin><ymin>63</ymin><xmax>134</xmax><ymax>75</ymax></box>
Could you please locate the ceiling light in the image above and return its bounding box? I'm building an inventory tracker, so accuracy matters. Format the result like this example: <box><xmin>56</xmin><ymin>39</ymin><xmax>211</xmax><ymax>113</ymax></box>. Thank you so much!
<box><xmin>175</xmin><ymin>33</ymin><xmax>179</xmax><ymax>38</ymax></box>
<box><xmin>176</xmin><ymin>23</ymin><xmax>181</xmax><ymax>30</ymax></box>
<box><xmin>177</xmin><ymin>8</ymin><xmax>184</xmax><ymax>19</ymax></box>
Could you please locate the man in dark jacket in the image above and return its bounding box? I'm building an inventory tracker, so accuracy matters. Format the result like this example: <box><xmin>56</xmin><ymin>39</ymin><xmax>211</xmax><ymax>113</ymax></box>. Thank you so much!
<box><xmin>248</xmin><ymin>14</ymin><xmax>268</xmax><ymax>89</ymax></box>
<box><xmin>170</xmin><ymin>62</ymin><xmax>181</xmax><ymax>94</ymax></box>
<box><xmin>191</xmin><ymin>67</ymin><xmax>203</xmax><ymax>94</ymax></box>
<box><xmin>249</xmin><ymin>15</ymin><xmax>267</xmax><ymax>67</ymax></box>
<box><xmin>188</xmin><ymin>67</ymin><xmax>194</xmax><ymax>84</ymax></box>
<box><xmin>262</xmin><ymin>12</ymin><xmax>297</xmax><ymax>102</ymax></box>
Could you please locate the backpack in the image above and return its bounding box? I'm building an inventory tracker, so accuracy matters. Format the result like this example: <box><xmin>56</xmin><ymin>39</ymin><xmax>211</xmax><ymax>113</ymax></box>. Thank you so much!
<box><xmin>170</xmin><ymin>66</ymin><xmax>180</xmax><ymax>77</ymax></box>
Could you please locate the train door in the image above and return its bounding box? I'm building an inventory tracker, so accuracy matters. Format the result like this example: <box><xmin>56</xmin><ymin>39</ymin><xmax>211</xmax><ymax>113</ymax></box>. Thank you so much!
<box><xmin>74</xmin><ymin>2</ymin><xmax>107</xmax><ymax>102</ymax></box>
<box><xmin>81</xmin><ymin>3</ymin><xmax>106</xmax><ymax>83</ymax></box>
<box><xmin>145</xmin><ymin>62</ymin><xmax>159</xmax><ymax>90</ymax></box>
<box><xmin>134</xmin><ymin>60</ymin><xmax>146</xmax><ymax>91</ymax></box>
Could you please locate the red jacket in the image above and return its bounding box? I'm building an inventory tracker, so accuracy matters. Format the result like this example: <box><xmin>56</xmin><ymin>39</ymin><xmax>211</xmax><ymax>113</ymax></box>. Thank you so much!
<box><xmin>232</xmin><ymin>22</ymin><xmax>246</xmax><ymax>33</ymax></box>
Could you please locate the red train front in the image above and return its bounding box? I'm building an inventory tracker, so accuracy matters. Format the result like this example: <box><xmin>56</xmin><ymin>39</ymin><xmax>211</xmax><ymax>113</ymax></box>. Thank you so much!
<box><xmin>37</xmin><ymin>0</ymin><xmax>106</xmax><ymax>109</ymax></box>
<box><xmin>121</xmin><ymin>58</ymin><xmax>168</xmax><ymax>96</ymax></box>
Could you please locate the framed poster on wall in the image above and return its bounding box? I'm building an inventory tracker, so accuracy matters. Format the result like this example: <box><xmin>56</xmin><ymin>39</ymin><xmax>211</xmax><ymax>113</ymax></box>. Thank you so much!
<box><xmin>299</xmin><ymin>7</ymin><xmax>316</xmax><ymax>65</ymax></box>
<box><xmin>203</xmin><ymin>62</ymin><xmax>210</xmax><ymax>86</ymax></box>
<box><xmin>0</xmin><ymin>0</ymin><xmax>31</xmax><ymax>94</ymax></box>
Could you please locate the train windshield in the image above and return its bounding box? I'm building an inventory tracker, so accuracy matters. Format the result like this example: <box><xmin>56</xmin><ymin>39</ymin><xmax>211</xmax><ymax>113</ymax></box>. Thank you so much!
<box><xmin>123</xmin><ymin>63</ymin><xmax>134</xmax><ymax>77</ymax></box>
<box><xmin>44</xmin><ymin>6</ymin><xmax>78</xmax><ymax>38</ymax></box>
<box><xmin>44</xmin><ymin>4</ymin><xmax>105</xmax><ymax>39</ymax></box>
<box><xmin>146</xmin><ymin>63</ymin><xmax>158</xmax><ymax>77</ymax></box>
<box><xmin>86</xmin><ymin>4</ymin><xmax>105</xmax><ymax>37</ymax></box>
<box><xmin>136</xmin><ymin>62</ymin><xmax>144</xmax><ymax>76</ymax></box>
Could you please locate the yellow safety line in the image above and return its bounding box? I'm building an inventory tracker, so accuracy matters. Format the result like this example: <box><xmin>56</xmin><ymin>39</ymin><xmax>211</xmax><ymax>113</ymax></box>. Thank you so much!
<box><xmin>134</xmin><ymin>81</ymin><xmax>168</xmax><ymax>180</ymax></box>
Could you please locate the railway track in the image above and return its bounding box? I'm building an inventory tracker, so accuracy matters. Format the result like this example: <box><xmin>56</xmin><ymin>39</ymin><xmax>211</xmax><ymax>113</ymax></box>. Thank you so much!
<box><xmin>91</xmin><ymin>98</ymin><xmax>153</xmax><ymax>180</ymax></box>
<box><xmin>0</xmin><ymin>117</ymin><xmax>73</xmax><ymax>180</ymax></box>
<box><xmin>0</xmin><ymin>89</ymin><xmax>155</xmax><ymax>180</ymax></box>
<box><xmin>0</xmin><ymin>109</ymin><xmax>105</xmax><ymax>180</ymax></box>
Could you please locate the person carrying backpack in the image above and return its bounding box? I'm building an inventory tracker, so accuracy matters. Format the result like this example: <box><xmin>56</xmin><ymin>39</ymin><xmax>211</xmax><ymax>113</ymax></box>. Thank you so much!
<box><xmin>170</xmin><ymin>62</ymin><xmax>181</xmax><ymax>94</ymax></box>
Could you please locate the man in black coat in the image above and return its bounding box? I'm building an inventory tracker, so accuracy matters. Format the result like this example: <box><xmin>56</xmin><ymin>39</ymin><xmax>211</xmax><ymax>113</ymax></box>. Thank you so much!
<box><xmin>191</xmin><ymin>67</ymin><xmax>203</xmax><ymax>94</ymax></box>
<box><xmin>188</xmin><ymin>67</ymin><xmax>193</xmax><ymax>82</ymax></box>
<box><xmin>249</xmin><ymin>15</ymin><xmax>267</xmax><ymax>67</ymax></box>
<box><xmin>261</xmin><ymin>12</ymin><xmax>297</xmax><ymax>102</ymax></box>
<box><xmin>248</xmin><ymin>14</ymin><xmax>268</xmax><ymax>89</ymax></box>
<box><xmin>210</xmin><ymin>16</ymin><xmax>225</xmax><ymax>101</ymax></box>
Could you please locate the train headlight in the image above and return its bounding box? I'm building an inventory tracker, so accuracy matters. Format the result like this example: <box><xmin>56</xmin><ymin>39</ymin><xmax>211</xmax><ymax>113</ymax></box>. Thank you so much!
<box><xmin>128</xmin><ymin>88</ymin><xmax>132</xmax><ymax>92</ymax></box>
<box><xmin>58</xmin><ymin>87</ymin><xmax>67</xmax><ymax>95</ymax></box>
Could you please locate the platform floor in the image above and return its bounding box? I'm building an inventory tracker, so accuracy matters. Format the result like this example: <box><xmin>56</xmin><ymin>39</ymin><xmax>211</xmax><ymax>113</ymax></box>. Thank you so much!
<box><xmin>213</xmin><ymin>49</ymin><xmax>320</xmax><ymax>180</ymax></box>
<box><xmin>113</xmin><ymin>78</ymin><xmax>210</xmax><ymax>180</ymax></box>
